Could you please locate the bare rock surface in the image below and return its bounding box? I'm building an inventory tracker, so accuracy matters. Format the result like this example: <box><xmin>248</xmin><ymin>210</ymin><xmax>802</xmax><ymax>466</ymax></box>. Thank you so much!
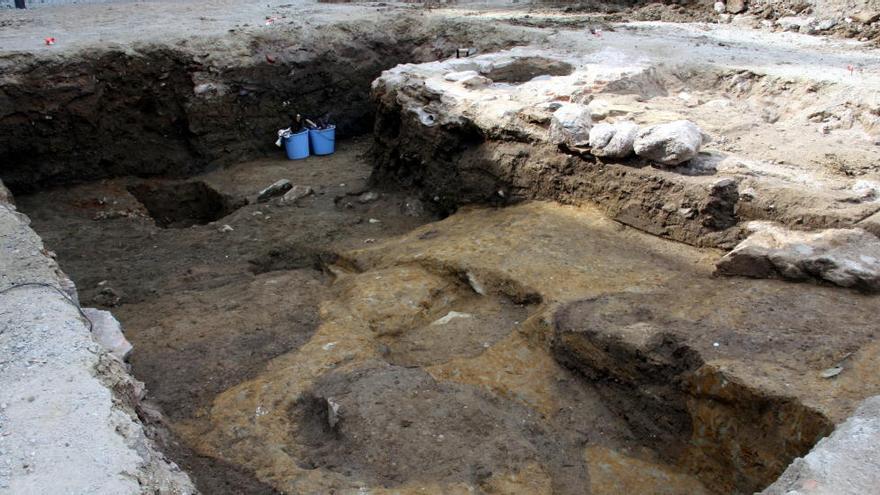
<box><xmin>857</xmin><ymin>210</ymin><xmax>880</xmax><ymax>238</ymax></box>
<box><xmin>371</xmin><ymin>24</ymin><xmax>880</xmax><ymax>249</ymax></box>
<box><xmin>256</xmin><ymin>179</ymin><xmax>292</xmax><ymax>202</ymax></box>
<box><xmin>633</xmin><ymin>120</ymin><xmax>706</xmax><ymax>165</ymax></box>
<box><xmin>726</xmin><ymin>0</ymin><xmax>747</xmax><ymax>14</ymax></box>
<box><xmin>280</xmin><ymin>185</ymin><xmax>315</xmax><ymax>204</ymax></box>
<box><xmin>716</xmin><ymin>221</ymin><xmax>880</xmax><ymax>291</ymax></box>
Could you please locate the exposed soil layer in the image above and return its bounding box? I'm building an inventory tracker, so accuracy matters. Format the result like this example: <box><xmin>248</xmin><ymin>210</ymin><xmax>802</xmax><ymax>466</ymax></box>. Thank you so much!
<box><xmin>16</xmin><ymin>139</ymin><xmax>728</xmax><ymax>495</ymax></box>
<box><xmin>17</xmin><ymin>144</ymin><xmax>880</xmax><ymax>495</ymax></box>
<box><xmin>127</xmin><ymin>181</ymin><xmax>243</xmax><ymax>228</ymax></box>
<box><xmin>15</xmin><ymin>138</ymin><xmax>440</xmax><ymax>492</ymax></box>
<box><xmin>5</xmin><ymin>3</ymin><xmax>880</xmax><ymax>494</ymax></box>
<box><xmin>343</xmin><ymin>202</ymin><xmax>880</xmax><ymax>494</ymax></box>
<box><xmin>0</xmin><ymin>7</ymin><xmax>538</xmax><ymax>192</ymax></box>
<box><xmin>369</xmin><ymin>32</ymin><xmax>880</xmax><ymax>250</ymax></box>
<box><xmin>291</xmin><ymin>363</ymin><xmax>587</xmax><ymax>491</ymax></box>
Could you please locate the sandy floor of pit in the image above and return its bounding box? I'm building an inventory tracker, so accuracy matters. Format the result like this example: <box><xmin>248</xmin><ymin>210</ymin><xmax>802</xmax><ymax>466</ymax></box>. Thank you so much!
<box><xmin>15</xmin><ymin>138</ymin><xmax>440</xmax><ymax>493</ymax></box>
<box><xmin>16</xmin><ymin>138</ymin><xmax>722</xmax><ymax>495</ymax></box>
<box><xmin>17</xmin><ymin>138</ymin><xmax>880</xmax><ymax>494</ymax></box>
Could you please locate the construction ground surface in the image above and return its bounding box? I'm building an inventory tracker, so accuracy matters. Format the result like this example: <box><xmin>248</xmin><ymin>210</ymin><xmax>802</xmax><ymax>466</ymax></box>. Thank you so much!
<box><xmin>2</xmin><ymin>1</ymin><xmax>880</xmax><ymax>494</ymax></box>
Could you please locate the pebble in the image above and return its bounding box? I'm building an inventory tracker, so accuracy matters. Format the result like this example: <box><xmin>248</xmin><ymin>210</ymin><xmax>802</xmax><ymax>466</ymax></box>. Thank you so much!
<box><xmin>256</xmin><ymin>179</ymin><xmax>292</xmax><ymax>202</ymax></box>
<box><xmin>358</xmin><ymin>191</ymin><xmax>380</xmax><ymax>203</ymax></box>
<box><xmin>280</xmin><ymin>185</ymin><xmax>314</xmax><ymax>204</ymax></box>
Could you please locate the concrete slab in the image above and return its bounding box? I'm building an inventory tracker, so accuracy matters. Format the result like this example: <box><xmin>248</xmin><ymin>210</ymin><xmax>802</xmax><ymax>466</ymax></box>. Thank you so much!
<box><xmin>0</xmin><ymin>182</ymin><xmax>194</xmax><ymax>494</ymax></box>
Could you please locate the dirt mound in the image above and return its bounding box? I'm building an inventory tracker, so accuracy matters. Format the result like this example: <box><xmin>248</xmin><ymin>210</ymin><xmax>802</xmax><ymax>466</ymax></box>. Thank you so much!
<box><xmin>291</xmin><ymin>363</ymin><xmax>577</xmax><ymax>489</ymax></box>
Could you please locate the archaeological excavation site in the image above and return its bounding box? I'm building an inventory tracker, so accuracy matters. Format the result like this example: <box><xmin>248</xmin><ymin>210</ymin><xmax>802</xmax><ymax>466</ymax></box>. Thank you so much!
<box><xmin>3</xmin><ymin>0</ymin><xmax>880</xmax><ymax>493</ymax></box>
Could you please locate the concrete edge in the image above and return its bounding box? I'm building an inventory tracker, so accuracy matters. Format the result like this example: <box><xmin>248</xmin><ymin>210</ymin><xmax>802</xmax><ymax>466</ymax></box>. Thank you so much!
<box><xmin>0</xmin><ymin>178</ymin><xmax>195</xmax><ymax>494</ymax></box>
<box><xmin>759</xmin><ymin>394</ymin><xmax>880</xmax><ymax>495</ymax></box>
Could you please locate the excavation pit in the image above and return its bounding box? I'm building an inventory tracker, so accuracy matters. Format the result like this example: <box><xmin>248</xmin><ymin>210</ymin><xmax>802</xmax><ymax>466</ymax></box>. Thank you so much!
<box><xmin>127</xmin><ymin>181</ymin><xmax>241</xmax><ymax>229</ymax></box>
<box><xmin>14</xmin><ymin>144</ymin><xmax>880</xmax><ymax>494</ymax></box>
<box><xmin>3</xmin><ymin>3</ymin><xmax>880</xmax><ymax>495</ymax></box>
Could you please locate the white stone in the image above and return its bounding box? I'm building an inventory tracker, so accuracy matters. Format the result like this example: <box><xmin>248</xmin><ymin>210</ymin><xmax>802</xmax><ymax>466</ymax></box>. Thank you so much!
<box><xmin>459</xmin><ymin>74</ymin><xmax>492</xmax><ymax>89</ymax></box>
<box><xmin>589</xmin><ymin>121</ymin><xmax>639</xmax><ymax>158</ymax></box>
<box><xmin>633</xmin><ymin>120</ymin><xmax>706</xmax><ymax>165</ymax></box>
<box><xmin>816</xmin><ymin>19</ymin><xmax>838</xmax><ymax>31</ymax></box>
<box><xmin>431</xmin><ymin>311</ymin><xmax>474</xmax><ymax>325</ymax></box>
<box><xmin>444</xmin><ymin>70</ymin><xmax>492</xmax><ymax>88</ymax></box>
<box><xmin>82</xmin><ymin>308</ymin><xmax>133</xmax><ymax>362</ymax></box>
<box><xmin>714</xmin><ymin>2</ymin><xmax>726</xmax><ymax>14</ymax></box>
<box><xmin>777</xmin><ymin>16</ymin><xmax>814</xmax><ymax>32</ymax></box>
<box><xmin>280</xmin><ymin>185</ymin><xmax>314</xmax><ymax>204</ymax></box>
<box><xmin>444</xmin><ymin>70</ymin><xmax>480</xmax><ymax>82</ymax></box>
<box><xmin>716</xmin><ymin>222</ymin><xmax>880</xmax><ymax>291</ymax></box>
<box><xmin>548</xmin><ymin>103</ymin><xmax>592</xmax><ymax>147</ymax></box>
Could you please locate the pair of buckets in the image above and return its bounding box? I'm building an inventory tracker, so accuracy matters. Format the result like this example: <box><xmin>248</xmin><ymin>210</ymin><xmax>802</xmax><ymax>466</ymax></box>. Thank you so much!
<box><xmin>284</xmin><ymin>126</ymin><xmax>336</xmax><ymax>160</ymax></box>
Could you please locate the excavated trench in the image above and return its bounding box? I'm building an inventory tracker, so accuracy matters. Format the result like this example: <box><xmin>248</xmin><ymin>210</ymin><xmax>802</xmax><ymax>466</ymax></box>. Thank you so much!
<box><xmin>5</xmin><ymin>13</ymin><xmax>880</xmax><ymax>495</ymax></box>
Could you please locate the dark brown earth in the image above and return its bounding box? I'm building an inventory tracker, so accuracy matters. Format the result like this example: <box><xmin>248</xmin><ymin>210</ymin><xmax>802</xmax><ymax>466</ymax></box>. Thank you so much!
<box><xmin>0</xmin><ymin>12</ymin><xmax>535</xmax><ymax>192</ymax></box>
<box><xmin>17</xmin><ymin>135</ymin><xmax>880</xmax><ymax>495</ymax></box>
<box><xmin>15</xmin><ymin>137</ymin><xmax>712</xmax><ymax>495</ymax></box>
<box><xmin>15</xmin><ymin>138</ymin><xmax>439</xmax><ymax>492</ymax></box>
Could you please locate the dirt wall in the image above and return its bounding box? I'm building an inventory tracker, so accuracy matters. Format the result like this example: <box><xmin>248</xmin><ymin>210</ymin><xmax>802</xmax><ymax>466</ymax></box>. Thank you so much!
<box><xmin>0</xmin><ymin>14</ymin><xmax>536</xmax><ymax>192</ymax></box>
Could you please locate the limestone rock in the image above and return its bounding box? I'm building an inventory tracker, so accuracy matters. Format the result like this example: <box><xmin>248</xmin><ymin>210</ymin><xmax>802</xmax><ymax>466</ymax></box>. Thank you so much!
<box><xmin>715</xmin><ymin>222</ymin><xmax>880</xmax><ymax>292</ymax></box>
<box><xmin>0</xmin><ymin>179</ymin><xmax>13</xmax><ymax>206</ymax></box>
<box><xmin>257</xmin><ymin>179</ymin><xmax>292</xmax><ymax>202</ymax></box>
<box><xmin>852</xmin><ymin>11</ymin><xmax>880</xmax><ymax>24</ymax></box>
<box><xmin>82</xmin><ymin>308</ymin><xmax>133</xmax><ymax>362</ymax></box>
<box><xmin>589</xmin><ymin>121</ymin><xmax>639</xmax><ymax>158</ymax></box>
<box><xmin>777</xmin><ymin>16</ymin><xmax>814</xmax><ymax>32</ymax></box>
<box><xmin>714</xmin><ymin>2</ymin><xmax>726</xmax><ymax>14</ymax></box>
<box><xmin>857</xmin><ymin>210</ymin><xmax>880</xmax><ymax>238</ymax></box>
<box><xmin>443</xmin><ymin>70</ymin><xmax>479</xmax><ymax>82</ymax></box>
<box><xmin>726</xmin><ymin>0</ymin><xmax>746</xmax><ymax>14</ymax></box>
<box><xmin>443</xmin><ymin>70</ymin><xmax>492</xmax><ymax>88</ymax></box>
<box><xmin>633</xmin><ymin>120</ymin><xmax>706</xmax><ymax>165</ymax></box>
<box><xmin>280</xmin><ymin>185</ymin><xmax>315</xmax><ymax>204</ymax></box>
<box><xmin>816</xmin><ymin>18</ymin><xmax>838</xmax><ymax>31</ymax></box>
<box><xmin>548</xmin><ymin>103</ymin><xmax>592</xmax><ymax>147</ymax></box>
<box><xmin>459</xmin><ymin>74</ymin><xmax>493</xmax><ymax>89</ymax></box>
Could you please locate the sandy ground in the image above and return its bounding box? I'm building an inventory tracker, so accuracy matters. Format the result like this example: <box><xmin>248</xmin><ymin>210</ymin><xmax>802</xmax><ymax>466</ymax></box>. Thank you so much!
<box><xmin>16</xmin><ymin>138</ymin><xmax>722</xmax><ymax>494</ymax></box>
<box><xmin>17</xmin><ymin>137</ymin><xmax>880</xmax><ymax>494</ymax></box>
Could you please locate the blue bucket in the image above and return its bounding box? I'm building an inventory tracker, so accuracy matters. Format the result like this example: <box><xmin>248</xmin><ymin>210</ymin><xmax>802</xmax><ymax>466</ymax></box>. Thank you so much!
<box><xmin>309</xmin><ymin>125</ymin><xmax>336</xmax><ymax>156</ymax></box>
<box><xmin>284</xmin><ymin>128</ymin><xmax>310</xmax><ymax>160</ymax></box>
